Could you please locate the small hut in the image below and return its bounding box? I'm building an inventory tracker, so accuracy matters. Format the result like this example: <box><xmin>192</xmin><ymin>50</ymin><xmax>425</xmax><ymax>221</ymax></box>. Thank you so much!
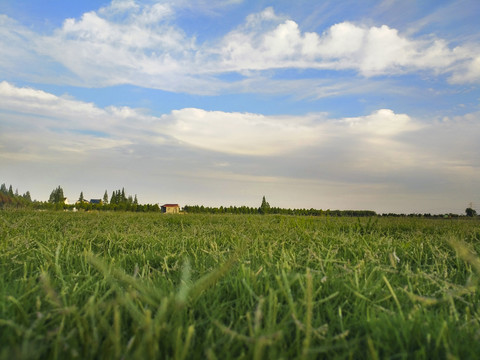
<box><xmin>161</xmin><ymin>204</ymin><xmax>180</xmax><ymax>214</ymax></box>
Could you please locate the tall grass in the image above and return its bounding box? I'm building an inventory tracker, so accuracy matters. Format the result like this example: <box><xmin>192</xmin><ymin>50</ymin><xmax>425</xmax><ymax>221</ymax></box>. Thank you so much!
<box><xmin>1</xmin><ymin>211</ymin><xmax>479</xmax><ymax>359</ymax></box>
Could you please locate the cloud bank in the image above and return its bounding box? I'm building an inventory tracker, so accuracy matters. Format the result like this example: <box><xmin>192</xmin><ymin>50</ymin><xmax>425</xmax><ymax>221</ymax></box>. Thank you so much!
<box><xmin>1</xmin><ymin>81</ymin><xmax>477</xmax><ymax>170</ymax></box>
<box><xmin>0</xmin><ymin>81</ymin><xmax>426</xmax><ymax>158</ymax></box>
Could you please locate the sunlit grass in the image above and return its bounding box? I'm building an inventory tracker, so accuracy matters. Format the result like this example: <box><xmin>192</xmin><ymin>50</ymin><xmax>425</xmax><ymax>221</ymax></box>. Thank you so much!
<box><xmin>1</xmin><ymin>211</ymin><xmax>479</xmax><ymax>359</ymax></box>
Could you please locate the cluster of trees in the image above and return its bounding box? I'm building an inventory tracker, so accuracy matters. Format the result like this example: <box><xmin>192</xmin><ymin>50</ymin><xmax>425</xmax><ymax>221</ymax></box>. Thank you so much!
<box><xmin>466</xmin><ymin>207</ymin><xmax>477</xmax><ymax>217</ymax></box>
<box><xmin>48</xmin><ymin>186</ymin><xmax>65</xmax><ymax>207</ymax></box>
<box><xmin>74</xmin><ymin>187</ymin><xmax>159</xmax><ymax>212</ymax></box>
<box><xmin>108</xmin><ymin>188</ymin><xmax>138</xmax><ymax>206</ymax></box>
<box><xmin>0</xmin><ymin>182</ymin><xmax>160</xmax><ymax>212</ymax></box>
<box><xmin>0</xmin><ymin>183</ymin><xmax>33</xmax><ymax>209</ymax></box>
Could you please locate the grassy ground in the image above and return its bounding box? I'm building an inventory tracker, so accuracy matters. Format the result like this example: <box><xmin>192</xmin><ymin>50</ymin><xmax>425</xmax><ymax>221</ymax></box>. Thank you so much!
<box><xmin>1</xmin><ymin>211</ymin><xmax>479</xmax><ymax>359</ymax></box>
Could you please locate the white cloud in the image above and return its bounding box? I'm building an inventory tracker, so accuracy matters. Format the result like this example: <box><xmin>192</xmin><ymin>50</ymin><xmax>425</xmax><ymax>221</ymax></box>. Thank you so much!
<box><xmin>0</xmin><ymin>81</ymin><xmax>106</xmax><ymax>126</ymax></box>
<box><xmin>214</xmin><ymin>10</ymin><xmax>480</xmax><ymax>81</ymax></box>
<box><xmin>215</xmin><ymin>13</ymin><xmax>477</xmax><ymax>79</ymax></box>
<box><xmin>159</xmin><ymin>106</ymin><xmax>426</xmax><ymax>156</ymax></box>
<box><xmin>161</xmin><ymin>108</ymin><xmax>323</xmax><ymax>155</ymax></box>
<box><xmin>448</xmin><ymin>53</ymin><xmax>480</xmax><ymax>84</ymax></box>
<box><xmin>342</xmin><ymin>109</ymin><xmax>421</xmax><ymax>136</ymax></box>
<box><xmin>245</xmin><ymin>6</ymin><xmax>281</xmax><ymax>25</ymax></box>
<box><xmin>0</xmin><ymin>81</ymin><xmax>155</xmax><ymax>159</ymax></box>
<box><xmin>33</xmin><ymin>3</ymin><xmax>195</xmax><ymax>88</ymax></box>
<box><xmin>0</xmin><ymin>82</ymin><xmax>423</xmax><ymax>161</ymax></box>
<box><xmin>1</xmin><ymin>4</ymin><xmax>479</xmax><ymax>94</ymax></box>
<box><xmin>106</xmin><ymin>0</ymin><xmax>140</xmax><ymax>13</ymax></box>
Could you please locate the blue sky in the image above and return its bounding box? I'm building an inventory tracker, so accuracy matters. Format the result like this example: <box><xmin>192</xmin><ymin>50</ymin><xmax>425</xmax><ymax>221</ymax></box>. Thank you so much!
<box><xmin>1</xmin><ymin>0</ymin><xmax>479</xmax><ymax>213</ymax></box>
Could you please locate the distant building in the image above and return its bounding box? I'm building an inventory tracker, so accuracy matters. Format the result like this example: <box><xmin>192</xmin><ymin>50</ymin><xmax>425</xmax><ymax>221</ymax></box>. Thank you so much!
<box><xmin>90</xmin><ymin>199</ymin><xmax>102</xmax><ymax>205</ymax></box>
<box><xmin>161</xmin><ymin>204</ymin><xmax>180</xmax><ymax>214</ymax></box>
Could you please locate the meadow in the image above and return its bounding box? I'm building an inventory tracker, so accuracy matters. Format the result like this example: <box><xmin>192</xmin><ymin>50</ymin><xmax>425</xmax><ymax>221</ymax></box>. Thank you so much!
<box><xmin>1</xmin><ymin>211</ymin><xmax>479</xmax><ymax>359</ymax></box>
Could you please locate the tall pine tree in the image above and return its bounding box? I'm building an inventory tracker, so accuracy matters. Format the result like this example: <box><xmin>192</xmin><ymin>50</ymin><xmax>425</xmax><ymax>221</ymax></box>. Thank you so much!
<box><xmin>259</xmin><ymin>196</ymin><xmax>271</xmax><ymax>215</ymax></box>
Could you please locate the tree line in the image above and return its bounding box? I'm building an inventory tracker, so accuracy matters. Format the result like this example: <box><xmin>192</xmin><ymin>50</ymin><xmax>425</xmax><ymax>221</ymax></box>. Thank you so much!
<box><xmin>184</xmin><ymin>196</ymin><xmax>377</xmax><ymax>217</ymax></box>
<box><xmin>184</xmin><ymin>196</ymin><xmax>477</xmax><ymax>218</ymax></box>
<box><xmin>183</xmin><ymin>204</ymin><xmax>377</xmax><ymax>217</ymax></box>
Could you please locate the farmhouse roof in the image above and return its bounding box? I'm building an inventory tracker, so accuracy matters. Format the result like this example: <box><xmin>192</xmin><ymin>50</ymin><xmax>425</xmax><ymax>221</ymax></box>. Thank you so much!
<box><xmin>161</xmin><ymin>204</ymin><xmax>179</xmax><ymax>207</ymax></box>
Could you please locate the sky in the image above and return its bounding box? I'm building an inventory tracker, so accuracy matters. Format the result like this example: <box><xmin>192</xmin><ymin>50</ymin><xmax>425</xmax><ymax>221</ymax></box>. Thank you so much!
<box><xmin>0</xmin><ymin>0</ymin><xmax>479</xmax><ymax>214</ymax></box>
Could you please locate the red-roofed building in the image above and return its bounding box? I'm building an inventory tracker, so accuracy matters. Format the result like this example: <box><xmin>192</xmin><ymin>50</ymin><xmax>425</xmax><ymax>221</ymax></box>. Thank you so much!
<box><xmin>161</xmin><ymin>204</ymin><xmax>180</xmax><ymax>214</ymax></box>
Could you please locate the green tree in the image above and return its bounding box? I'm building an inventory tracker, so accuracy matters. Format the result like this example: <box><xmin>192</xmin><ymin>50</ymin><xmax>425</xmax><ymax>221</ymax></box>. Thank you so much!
<box><xmin>110</xmin><ymin>190</ymin><xmax>117</xmax><ymax>205</ymax></box>
<box><xmin>103</xmin><ymin>190</ymin><xmax>109</xmax><ymax>204</ymax></box>
<box><xmin>259</xmin><ymin>196</ymin><xmax>271</xmax><ymax>215</ymax></box>
<box><xmin>78</xmin><ymin>191</ymin><xmax>84</xmax><ymax>203</ymax></box>
<box><xmin>49</xmin><ymin>186</ymin><xmax>65</xmax><ymax>204</ymax></box>
<box><xmin>22</xmin><ymin>191</ymin><xmax>32</xmax><ymax>202</ymax></box>
<box><xmin>466</xmin><ymin>208</ymin><xmax>477</xmax><ymax>217</ymax></box>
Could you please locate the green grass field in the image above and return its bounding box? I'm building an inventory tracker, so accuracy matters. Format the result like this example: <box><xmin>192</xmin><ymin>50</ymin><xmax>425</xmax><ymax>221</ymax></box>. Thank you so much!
<box><xmin>1</xmin><ymin>211</ymin><xmax>480</xmax><ymax>359</ymax></box>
